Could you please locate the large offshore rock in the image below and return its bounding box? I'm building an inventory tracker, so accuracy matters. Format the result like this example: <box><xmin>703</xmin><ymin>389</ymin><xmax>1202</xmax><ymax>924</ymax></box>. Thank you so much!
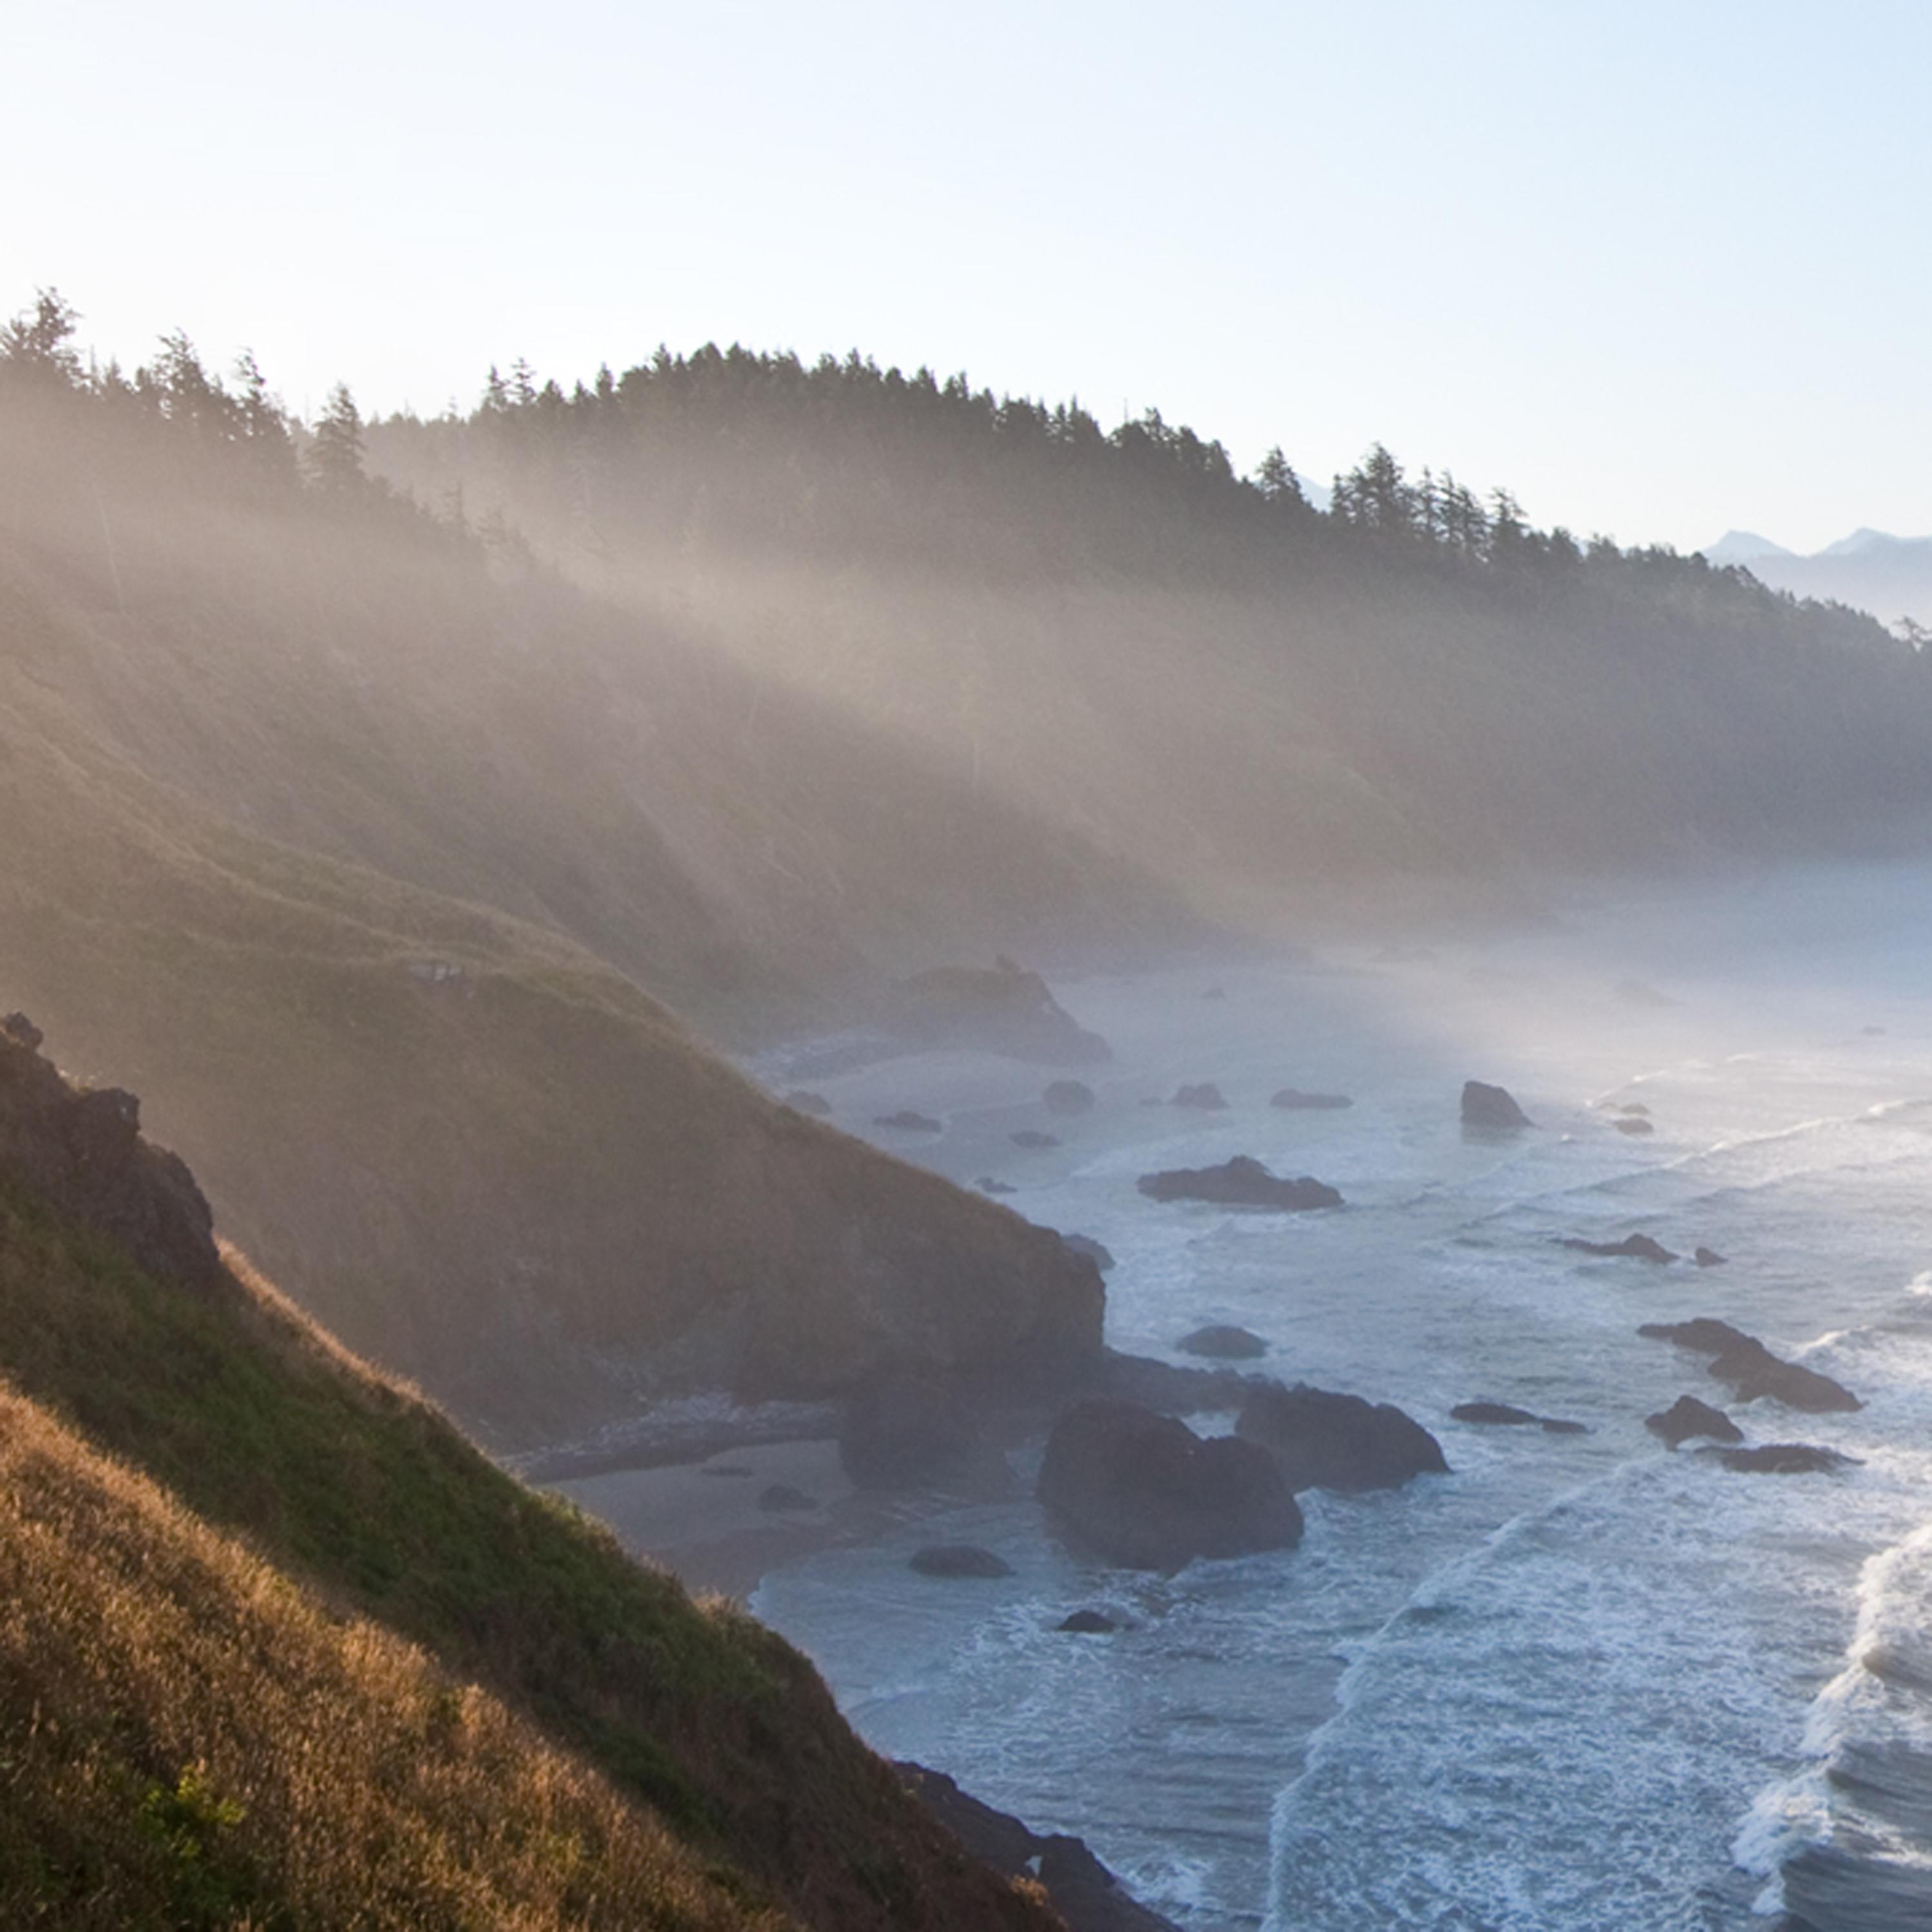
<box><xmin>1236</xmin><ymin>1383</ymin><xmax>1448</xmax><ymax>1493</ymax></box>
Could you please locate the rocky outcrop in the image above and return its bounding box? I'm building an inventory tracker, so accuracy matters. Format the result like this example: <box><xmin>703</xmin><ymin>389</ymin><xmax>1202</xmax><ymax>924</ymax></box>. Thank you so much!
<box><xmin>1645</xmin><ymin>1395</ymin><xmax>1741</xmax><ymax>1447</ymax></box>
<box><xmin>1037</xmin><ymin>1397</ymin><xmax>1303</xmax><ymax>1569</ymax></box>
<box><xmin>0</xmin><ymin>1016</ymin><xmax>225</xmax><ymax>1298</ymax></box>
<box><xmin>891</xmin><ymin>958</ymin><xmax>1111</xmax><ymax>1065</ymax></box>
<box><xmin>1720</xmin><ymin>1443</ymin><xmax>1857</xmax><ymax>1475</ymax></box>
<box><xmin>1452</xmin><ymin>1401</ymin><xmax>1587</xmax><ymax>1434</ymax></box>
<box><xmin>1638</xmin><ymin>1319</ymin><xmax>1861</xmax><ymax>1414</ymax></box>
<box><xmin>1044</xmin><ymin>1081</ymin><xmax>1096</xmax><ymax>1115</ymax></box>
<box><xmin>910</xmin><ymin>1544</ymin><xmax>1013</xmax><ymax>1578</ymax></box>
<box><xmin>1176</xmin><ymin>1325</ymin><xmax>1267</xmax><ymax>1360</ymax></box>
<box><xmin>1462</xmin><ymin>1080</ymin><xmax>1533</xmax><ymax>1130</ymax></box>
<box><xmin>1236</xmin><ymin>1384</ymin><xmax>1448</xmax><ymax>1492</ymax></box>
<box><xmin>1137</xmin><ymin>1157</ymin><xmax>1341</xmax><ymax>1210</ymax></box>
<box><xmin>1271</xmin><ymin>1088</ymin><xmax>1353</xmax><ymax>1110</ymax></box>
<box><xmin>1060</xmin><ymin>1234</ymin><xmax>1115</xmax><ymax>1273</ymax></box>
<box><xmin>897</xmin><ymin>1763</ymin><xmax>1180</xmax><ymax>1932</ymax></box>
<box><xmin>1171</xmin><ymin>1083</ymin><xmax>1229</xmax><ymax>1110</ymax></box>
<box><xmin>1694</xmin><ymin>1247</ymin><xmax>1727</xmax><ymax>1268</ymax></box>
<box><xmin>1562</xmin><ymin>1233</ymin><xmax>1677</xmax><ymax>1263</ymax></box>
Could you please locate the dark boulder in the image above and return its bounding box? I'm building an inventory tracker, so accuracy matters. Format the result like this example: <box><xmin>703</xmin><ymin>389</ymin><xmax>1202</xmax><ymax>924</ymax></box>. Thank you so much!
<box><xmin>1540</xmin><ymin>1417</ymin><xmax>1589</xmax><ymax>1435</ymax></box>
<box><xmin>1037</xmin><ymin>1397</ymin><xmax>1303</xmax><ymax>1569</ymax></box>
<box><xmin>1462</xmin><ymin>1080</ymin><xmax>1533</xmax><ymax>1130</ymax></box>
<box><xmin>1694</xmin><ymin>1247</ymin><xmax>1727</xmax><ymax>1268</ymax></box>
<box><xmin>1045</xmin><ymin>1080</ymin><xmax>1097</xmax><ymax>1115</ymax></box>
<box><xmin>783</xmin><ymin>1088</ymin><xmax>833</xmax><ymax>1116</ymax></box>
<box><xmin>1638</xmin><ymin>1319</ymin><xmax>1861</xmax><ymax>1414</ymax></box>
<box><xmin>759</xmin><ymin>1482</ymin><xmax>820</xmax><ymax>1512</ymax></box>
<box><xmin>910</xmin><ymin>1544</ymin><xmax>1014</xmax><ymax>1578</ymax></box>
<box><xmin>1171</xmin><ymin>1082</ymin><xmax>1229</xmax><ymax>1110</ymax></box>
<box><xmin>838</xmin><ymin>1374</ymin><xmax>979</xmax><ymax>1488</ymax></box>
<box><xmin>1645</xmin><ymin>1395</ymin><xmax>1743</xmax><ymax>1447</ymax></box>
<box><xmin>1137</xmin><ymin>1156</ymin><xmax>1341</xmax><ymax>1210</ymax></box>
<box><xmin>874</xmin><ymin>1109</ymin><xmax>943</xmax><ymax>1133</ymax></box>
<box><xmin>1176</xmin><ymin>1324</ymin><xmax>1267</xmax><ymax>1360</ymax></box>
<box><xmin>1057</xmin><ymin>1609</ymin><xmax>1121</xmax><ymax>1634</ymax></box>
<box><xmin>1720</xmin><ymin>1443</ymin><xmax>1858</xmax><ymax>1475</ymax></box>
<box><xmin>1010</xmin><ymin>1129</ymin><xmax>1061</xmax><ymax>1149</ymax></box>
<box><xmin>1562</xmin><ymin>1233</ymin><xmax>1677</xmax><ymax>1263</ymax></box>
<box><xmin>1236</xmin><ymin>1383</ymin><xmax>1448</xmax><ymax>1493</ymax></box>
<box><xmin>1452</xmin><ymin>1401</ymin><xmax>1540</xmax><ymax>1426</ymax></box>
<box><xmin>1060</xmin><ymin>1233</ymin><xmax>1115</xmax><ymax>1273</ymax></box>
<box><xmin>1271</xmin><ymin>1088</ymin><xmax>1354</xmax><ymax>1110</ymax></box>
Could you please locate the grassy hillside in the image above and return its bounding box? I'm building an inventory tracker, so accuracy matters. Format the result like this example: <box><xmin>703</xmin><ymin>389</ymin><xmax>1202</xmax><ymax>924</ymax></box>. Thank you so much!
<box><xmin>0</xmin><ymin>1049</ymin><xmax>1060</xmax><ymax>1931</ymax></box>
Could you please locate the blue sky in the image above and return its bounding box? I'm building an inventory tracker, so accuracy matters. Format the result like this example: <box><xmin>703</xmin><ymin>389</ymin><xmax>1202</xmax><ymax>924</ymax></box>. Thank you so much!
<box><xmin>6</xmin><ymin>0</ymin><xmax>1927</xmax><ymax>551</ymax></box>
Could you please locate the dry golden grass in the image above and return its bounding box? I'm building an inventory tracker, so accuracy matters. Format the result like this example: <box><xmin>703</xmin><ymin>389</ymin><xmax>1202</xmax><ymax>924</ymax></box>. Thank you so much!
<box><xmin>0</xmin><ymin>1378</ymin><xmax>798</xmax><ymax>1931</ymax></box>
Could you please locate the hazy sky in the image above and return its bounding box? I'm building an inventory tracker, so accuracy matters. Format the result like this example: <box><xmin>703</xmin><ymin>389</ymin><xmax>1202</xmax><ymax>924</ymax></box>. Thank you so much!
<box><xmin>7</xmin><ymin>0</ymin><xmax>1927</xmax><ymax>552</ymax></box>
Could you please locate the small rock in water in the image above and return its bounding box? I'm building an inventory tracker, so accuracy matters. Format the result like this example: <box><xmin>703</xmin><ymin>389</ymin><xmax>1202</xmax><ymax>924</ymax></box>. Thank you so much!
<box><xmin>1561</xmin><ymin>1233</ymin><xmax>1677</xmax><ymax>1263</ymax></box>
<box><xmin>874</xmin><ymin>1109</ymin><xmax>943</xmax><ymax>1133</ymax></box>
<box><xmin>977</xmin><ymin>1177</ymin><xmax>1016</xmax><ymax>1195</ymax></box>
<box><xmin>1719</xmin><ymin>1443</ymin><xmax>1857</xmax><ymax>1475</ymax></box>
<box><xmin>1271</xmin><ymin>1087</ymin><xmax>1354</xmax><ymax>1110</ymax></box>
<box><xmin>1171</xmin><ymin>1082</ymin><xmax>1229</xmax><ymax>1110</ymax></box>
<box><xmin>910</xmin><ymin>1544</ymin><xmax>1014</xmax><ymax>1578</ymax></box>
<box><xmin>1694</xmin><ymin>1246</ymin><xmax>1727</xmax><ymax>1267</ymax></box>
<box><xmin>1452</xmin><ymin>1401</ymin><xmax>1540</xmax><ymax>1426</ymax></box>
<box><xmin>1176</xmin><ymin>1324</ymin><xmax>1267</xmax><ymax>1360</ymax></box>
<box><xmin>1462</xmin><ymin>1080</ymin><xmax>1533</xmax><ymax>1130</ymax></box>
<box><xmin>1613</xmin><ymin>1117</ymin><xmax>1655</xmax><ymax>1136</ymax></box>
<box><xmin>1539</xmin><ymin>1417</ymin><xmax>1589</xmax><ymax>1435</ymax></box>
<box><xmin>1138</xmin><ymin>1156</ymin><xmax>1341</xmax><ymax>1210</ymax></box>
<box><xmin>783</xmin><ymin>1088</ymin><xmax>832</xmax><ymax>1116</ymax></box>
<box><xmin>759</xmin><ymin>1483</ymin><xmax>820</xmax><ymax>1512</ymax></box>
<box><xmin>1645</xmin><ymin>1395</ymin><xmax>1743</xmax><ymax>1447</ymax></box>
<box><xmin>1057</xmin><ymin>1609</ymin><xmax>1121</xmax><ymax>1634</ymax></box>
<box><xmin>1615</xmin><ymin>1101</ymin><xmax>1652</xmax><ymax>1117</ymax></box>
<box><xmin>1010</xmin><ymin>1129</ymin><xmax>1060</xmax><ymax>1149</ymax></box>
<box><xmin>1044</xmin><ymin>1079</ymin><xmax>1096</xmax><ymax>1115</ymax></box>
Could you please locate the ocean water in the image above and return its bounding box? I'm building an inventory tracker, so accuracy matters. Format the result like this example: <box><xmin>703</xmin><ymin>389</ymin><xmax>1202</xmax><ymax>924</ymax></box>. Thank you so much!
<box><xmin>748</xmin><ymin>861</ymin><xmax>1932</xmax><ymax>1930</ymax></box>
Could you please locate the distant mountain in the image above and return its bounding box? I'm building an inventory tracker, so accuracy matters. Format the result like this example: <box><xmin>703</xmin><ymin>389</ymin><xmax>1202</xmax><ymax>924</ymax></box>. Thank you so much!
<box><xmin>1703</xmin><ymin>528</ymin><xmax>1932</xmax><ymax>626</ymax></box>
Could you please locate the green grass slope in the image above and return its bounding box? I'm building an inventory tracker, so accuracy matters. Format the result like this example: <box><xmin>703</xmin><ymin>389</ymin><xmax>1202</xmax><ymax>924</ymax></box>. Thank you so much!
<box><xmin>0</xmin><ymin>1043</ymin><xmax>1061</xmax><ymax>1931</ymax></box>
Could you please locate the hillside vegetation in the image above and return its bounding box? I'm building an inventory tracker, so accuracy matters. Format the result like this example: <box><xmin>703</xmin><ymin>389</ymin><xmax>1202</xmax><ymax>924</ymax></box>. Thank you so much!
<box><xmin>0</xmin><ymin>1030</ymin><xmax>1058</xmax><ymax>1931</ymax></box>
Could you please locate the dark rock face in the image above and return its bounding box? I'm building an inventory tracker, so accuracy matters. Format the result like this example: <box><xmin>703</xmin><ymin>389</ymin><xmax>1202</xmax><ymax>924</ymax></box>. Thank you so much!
<box><xmin>759</xmin><ymin>1482</ymin><xmax>819</xmax><ymax>1512</ymax></box>
<box><xmin>1037</xmin><ymin>1397</ymin><xmax>1303</xmax><ymax>1569</ymax></box>
<box><xmin>1452</xmin><ymin>1401</ymin><xmax>1540</xmax><ymax>1426</ymax></box>
<box><xmin>897</xmin><ymin>1762</ymin><xmax>1181</xmax><ymax>1932</ymax></box>
<box><xmin>1462</xmin><ymin>1080</ymin><xmax>1533</xmax><ymax>1130</ymax></box>
<box><xmin>0</xmin><ymin>1018</ymin><xmax>223</xmax><ymax>1298</ymax></box>
<box><xmin>1099</xmin><ymin>1350</ymin><xmax>1270</xmax><ymax>1416</ymax></box>
<box><xmin>1236</xmin><ymin>1384</ymin><xmax>1448</xmax><ymax>1493</ymax></box>
<box><xmin>1057</xmin><ymin>1609</ymin><xmax>1121</xmax><ymax>1634</ymax></box>
<box><xmin>910</xmin><ymin>1544</ymin><xmax>1014</xmax><ymax>1578</ymax></box>
<box><xmin>1271</xmin><ymin>1088</ymin><xmax>1353</xmax><ymax>1110</ymax></box>
<box><xmin>1171</xmin><ymin>1083</ymin><xmax>1229</xmax><ymax>1110</ymax></box>
<box><xmin>1010</xmin><ymin>1129</ymin><xmax>1061</xmax><ymax>1149</ymax></box>
<box><xmin>1721</xmin><ymin>1444</ymin><xmax>1857</xmax><ymax>1475</ymax></box>
<box><xmin>838</xmin><ymin>1374</ymin><xmax>979</xmax><ymax>1488</ymax></box>
<box><xmin>1177</xmin><ymin>1325</ymin><xmax>1267</xmax><ymax>1360</ymax></box>
<box><xmin>874</xmin><ymin>1109</ymin><xmax>943</xmax><ymax>1133</ymax></box>
<box><xmin>893</xmin><ymin>958</ymin><xmax>1112</xmax><ymax>1066</ymax></box>
<box><xmin>1638</xmin><ymin>1320</ymin><xmax>1861</xmax><ymax>1414</ymax></box>
<box><xmin>1562</xmin><ymin>1233</ymin><xmax>1677</xmax><ymax>1263</ymax></box>
<box><xmin>782</xmin><ymin>1088</ymin><xmax>832</xmax><ymax>1116</ymax></box>
<box><xmin>1137</xmin><ymin>1157</ymin><xmax>1341</xmax><ymax>1211</ymax></box>
<box><xmin>1045</xmin><ymin>1080</ymin><xmax>1097</xmax><ymax>1115</ymax></box>
<box><xmin>1061</xmin><ymin>1234</ymin><xmax>1115</xmax><ymax>1273</ymax></box>
<box><xmin>1645</xmin><ymin>1396</ymin><xmax>1743</xmax><ymax>1447</ymax></box>
<box><xmin>1694</xmin><ymin>1247</ymin><xmax>1727</xmax><ymax>1268</ymax></box>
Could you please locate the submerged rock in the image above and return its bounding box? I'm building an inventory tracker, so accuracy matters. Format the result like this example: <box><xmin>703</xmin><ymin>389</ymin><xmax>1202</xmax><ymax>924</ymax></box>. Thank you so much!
<box><xmin>782</xmin><ymin>1088</ymin><xmax>832</xmax><ymax>1116</ymax></box>
<box><xmin>1010</xmin><ymin>1129</ymin><xmax>1061</xmax><ymax>1149</ymax></box>
<box><xmin>1271</xmin><ymin>1088</ymin><xmax>1353</xmax><ymax>1110</ymax></box>
<box><xmin>1645</xmin><ymin>1395</ymin><xmax>1743</xmax><ymax>1447</ymax></box>
<box><xmin>1638</xmin><ymin>1319</ymin><xmax>1861</xmax><ymax>1414</ymax></box>
<box><xmin>1137</xmin><ymin>1156</ymin><xmax>1341</xmax><ymax>1210</ymax></box>
<box><xmin>1057</xmin><ymin>1608</ymin><xmax>1122</xmax><ymax>1634</ymax></box>
<box><xmin>1236</xmin><ymin>1383</ymin><xmax>1448</xmax><ymax>1493</ymax></box>
<box><xmin>1060</xmin><ymin>1233</ymin><xmax>1115</xmax><ymax>1273</ymax></box>
<box><xmin>909</xmin><ymin>1544</ymin><xmax>1013</xmax><ymax>1578</ymax></box>
<box><xmin>1171</xmin><ymin>1082</ymin><xmax>1229</xmax><ymax>1110</ymax></box>
<box><xmin>976</xmin><ymin>1177</ymin><xmax>1016</xmax><ymax>1195</ymax></box>
<box><xmin>1452</xmin><ymin>1401</ymin><xmax>1539</xmax><ymax>1426</ymax></box>
<box><xmin>1175</xmin><ymin>1324</ymin><xmax>1267</xmax><ymax>1360</ymax></box>
<box><xmin>1044</xmin><ymin>1079</ymin><xmax>1097</xmax><ymax>1115</ymax></box>
<box><xmin>873</xmin><ymin>1109</ymin><xmax>943</xmax><ymax>1133</ymax></box>
<box><xmin>1562</xmin><ymin>1233</ymin><xmax>1677</xmax><ymax>1263</ymax></box>
<box><xmin>1038</xmin><ymin>1397</ymin><xmax>1303</xmax><ymax>1569</ymax></box>
<box><xmin>1720</xmin><ymin>1443</ymin><xmax>1857</xmax><ymax>1475</ymax></box>
<box><xmin>1462</xmin><ymin>1080</ymin><xmax>1533</xmax><ymax>1130</ymax></box>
